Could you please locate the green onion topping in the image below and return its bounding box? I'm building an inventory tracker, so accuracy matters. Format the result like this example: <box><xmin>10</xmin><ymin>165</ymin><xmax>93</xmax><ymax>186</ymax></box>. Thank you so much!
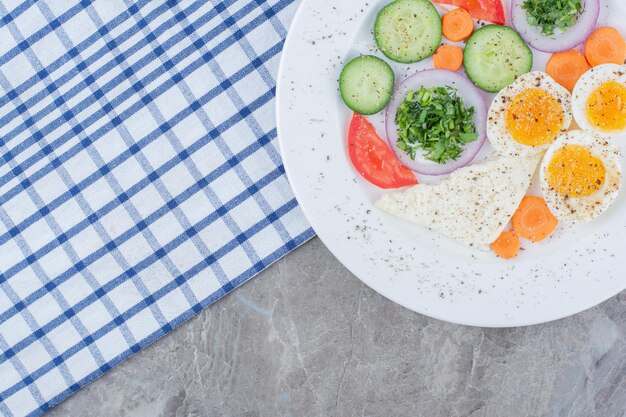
<box><xmin>395</xmin><ymin>86</ymin><xmax>478</xmax><ymax>165</ymax></box>
<box><xmin>522</xmin><ymin>0</ymin><xmax>583</xmax><ymax>36</ymax></box>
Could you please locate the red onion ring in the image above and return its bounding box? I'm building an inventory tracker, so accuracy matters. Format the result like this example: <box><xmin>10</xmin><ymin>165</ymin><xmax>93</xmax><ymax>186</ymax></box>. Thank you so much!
<box><xmin>385</xmin><ymin>69</ymin><xmax>487</xmax><ymax>176</ymax></box>
<box><xmin>511</xmin><ymin>0</ymin><xmax>600</xmax><ymax>53</ymax></box>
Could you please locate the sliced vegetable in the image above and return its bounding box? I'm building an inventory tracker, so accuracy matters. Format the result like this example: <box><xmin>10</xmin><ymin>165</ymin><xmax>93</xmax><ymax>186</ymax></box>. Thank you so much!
<box><xmin>490</xmin><ymin>231</ymin><xmax>521</xmax><ymax>259</ymax></box>
<box><xmin>395</xmin><ymin>86</ymin><xmax>478</xmax><ymax>164</ymax></box>
<box><xmin>433</xmin><ymin>44</ymin><xmax>464</xmax><ymax>71</ymax></box>
<box><xmin>385</xmin><ymin>69</ymin><xmax>487</xmax><ymax>176</ymax></box>
<box><xmin>585</xmin><ymin>27</ymin><xmax>626</xmax><ymax>67</ymax></box>
<box><xmin>442</xmin><ymin>8</ymin><xmax>474</xmax><ymax>42</ymax></box>
<box><xmin>434</xmin><ymin>0</ymin><xmax>506</xmax><ymax>25</ymax></box>
<box><xmin>374</xmin><ymin>0</ymin><xmax>442</xmax><ymax>63</ymax></box>
<box><xmin>546</xmin><ymin>50</ymin><xmax>590</xmax><ymax>92</ymax></box>
<box><xmin>339</xmin><ymin>56</ymin><xmax>395</xmax><ymax>115</ymax></box>
<box><xmin>512</xmin><ymin>196</ymin><xmax>559</xmax><ymax>242</ymax></box>
<box><xmin>463</xmin><ymin>25</ymin><xmax>533</xmax><ymax>93</ymax></box>
<box><xmin>511</xmin><ymin>0</ymin><xmax>600</xmax><ymax>53</ymax></box>
<box><xmin>521</xmin><ymin>0</ymin><xmax>582</xmax><ymax>36</ymax></box>
<box><xmin>348</xmin><ymin>113</ymin><xmax>418</xmax><ymax>189</ymax></box>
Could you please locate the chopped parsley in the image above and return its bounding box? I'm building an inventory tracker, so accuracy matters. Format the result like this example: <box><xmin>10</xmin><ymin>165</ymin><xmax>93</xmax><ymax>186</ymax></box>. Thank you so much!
<box><xmin>522</xmin><ymin>0</ymin><xmax>583</xmax><ymax>36</ymax></box>
<box><xmin>395</xmin><ymin>86</ymin><xmax>478</xmax><ymax>164</ymax></box>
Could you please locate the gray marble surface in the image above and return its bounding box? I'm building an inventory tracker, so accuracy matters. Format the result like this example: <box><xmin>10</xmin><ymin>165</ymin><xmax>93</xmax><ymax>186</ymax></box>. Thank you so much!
<box><xmin>45</xmin><ymin>238</ymin><xmax>625</xmax><ymax>417</ymax></box>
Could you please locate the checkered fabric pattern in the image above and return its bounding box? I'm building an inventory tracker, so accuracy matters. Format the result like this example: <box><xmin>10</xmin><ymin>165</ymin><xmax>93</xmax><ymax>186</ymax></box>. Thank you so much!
<box><xmin>0</xmin><ymin>1</ymin><xmax>313</xmax><ymax>416</ymax></box>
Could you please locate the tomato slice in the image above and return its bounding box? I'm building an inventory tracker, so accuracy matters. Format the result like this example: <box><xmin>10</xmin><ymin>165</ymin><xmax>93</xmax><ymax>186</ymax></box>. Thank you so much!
<box><xmin>348</xmin><ymin>113</ymin><xmax>418</xmax><ymax>189</ymax></box>
<box><xmin>434</xmin><ymin>0</ymin><xmax>506</xmax><ymax>25</ymax></box>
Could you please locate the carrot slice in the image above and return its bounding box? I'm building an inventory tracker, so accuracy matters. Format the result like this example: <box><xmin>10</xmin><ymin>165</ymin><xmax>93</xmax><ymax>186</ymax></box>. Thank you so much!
<box><xmin>442</xmin><ymin>8</ymin><xmax>474</xmax><ymax>42</ymax></box>
<box><xmin>546</xmin><ymin>50</ymin><xmax>590</xmax><ymax>92</ymax></box>
<box><xmin>491</xmin><ymin>231</ymin><xmax>520</xmax><ymax>259</ymax></box>
<box><xmin>585</xmin><ymin>27</ymin><xmax>626</xmax><ymax>67</ymax></box>
<box><xmin>433</xmin><ymin>45</ymin><xmax>464</xmax><ymax>71</ymax></box>
<box><xmin>512</xmin><ymin>196</ymin><xmax>558</xmax><ymax>243</ymax></box>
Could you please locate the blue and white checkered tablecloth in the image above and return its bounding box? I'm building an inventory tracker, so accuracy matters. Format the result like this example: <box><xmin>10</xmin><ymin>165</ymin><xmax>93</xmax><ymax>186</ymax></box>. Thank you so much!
<box><xmin>0</xmin><ymin>1</ymin><xmax>313</xmax><ymax>415</ymax></box>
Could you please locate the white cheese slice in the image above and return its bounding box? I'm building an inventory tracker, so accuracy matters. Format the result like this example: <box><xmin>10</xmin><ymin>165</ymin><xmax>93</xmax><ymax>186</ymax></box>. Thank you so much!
<box><xmin>376</xmin><ymin>154</ymin><xmax>542</xmax><ymax>250</ymax></box>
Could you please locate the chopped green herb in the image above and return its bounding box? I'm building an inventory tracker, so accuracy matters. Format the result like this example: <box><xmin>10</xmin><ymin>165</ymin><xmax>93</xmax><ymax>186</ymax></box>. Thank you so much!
<box><xmin>522</xmin><ymin>0</ymin><xmax>583</xmax><ymax>36</ymax></box>
<box><xmin>395</xmin><ymin>86</ymin><xmax>478</xmax><ymax>164</ymax></box>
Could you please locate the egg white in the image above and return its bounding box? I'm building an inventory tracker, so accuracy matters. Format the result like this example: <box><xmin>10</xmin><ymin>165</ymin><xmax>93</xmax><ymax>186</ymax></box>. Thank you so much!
<box><xmin>376</xmin><ymin>153</ymin><xmax>542</xmax><ymax>249</ymax></box>
<box><xmin>572</xmin><ymin>64</ymin><xmax>626</xmax><ymax>138</ymax></box>
<box><xmin>488</xmin><ymin>72</ymin><xmax>572</xmax><ymax>157</ymax></box>
<box><xmin>540</xmin><ymin>130</ymin><xmax>622</xmax><ymax>223</ymax></box>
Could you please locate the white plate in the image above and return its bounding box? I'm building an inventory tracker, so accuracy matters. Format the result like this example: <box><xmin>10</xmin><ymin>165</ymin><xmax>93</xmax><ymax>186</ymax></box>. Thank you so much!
<box><xmin>277</xmin><ymin>0</ymin><xmax>626</xmax><ymax>327</ymax></box>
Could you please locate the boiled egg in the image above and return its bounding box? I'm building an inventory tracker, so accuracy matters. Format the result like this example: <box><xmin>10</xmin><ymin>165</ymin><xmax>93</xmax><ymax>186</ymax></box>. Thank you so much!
<box><xmin>540</xmin><ymin>130</ymin><xmax>622</xmax><ymax>223</ymax></box>
<box><xmin>572</xmin><ymin>64</ymin><xmax>626</xmax><ymax>138</ymax></box>
<box><xmin>488</xmin><ymin>72</ymin><xmax>572</xmax><ymax>157</ymax></box>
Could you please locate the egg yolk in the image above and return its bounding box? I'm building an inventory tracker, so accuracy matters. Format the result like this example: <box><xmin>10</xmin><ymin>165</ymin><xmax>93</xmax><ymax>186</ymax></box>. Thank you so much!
<box><xmin>585</xmin><ymin>81</ymin><xmax>626</xmax><ymax>131</ymax></box>
<box><xmin>506</xmin><ymin>88</ymin><xmax>564</xmax><ymax>146</ymax></box>
<box><xmin>546</xmin><ymin>145</ymin><xmax>606</xmax><ymax>198</ymax></box>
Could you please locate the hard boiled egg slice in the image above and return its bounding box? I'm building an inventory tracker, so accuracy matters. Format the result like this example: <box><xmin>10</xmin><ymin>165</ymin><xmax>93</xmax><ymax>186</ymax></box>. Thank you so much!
<box><xmin>572</xmin><ymin>64</ymin><xmax>626</xmax><ymax>138</ymax></box>
<box><xmin>540</xmin><ymin>130</ymin><xmax>622</xmax><ymax>223</ymax></box>
<box><xmin>488</xmin><ymin>72</ymin><xmax>572</xmax><ymax>157</ymax></box>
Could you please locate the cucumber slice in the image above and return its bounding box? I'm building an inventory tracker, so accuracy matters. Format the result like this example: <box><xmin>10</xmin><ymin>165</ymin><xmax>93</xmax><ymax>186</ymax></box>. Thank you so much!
<box><xmin>339</xmin><ymin>55</ymin><xmax>395</xmax><ymax>115</ymax></box>
<box><xmin>374</xmin><ymin>0</ymin><xmax>442</xmax><ymax>64</ymax></box>
<box><xmin>463</xmin><ymin>25</ymin><xmax>533</xmax><ymax>93</ymax></box>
